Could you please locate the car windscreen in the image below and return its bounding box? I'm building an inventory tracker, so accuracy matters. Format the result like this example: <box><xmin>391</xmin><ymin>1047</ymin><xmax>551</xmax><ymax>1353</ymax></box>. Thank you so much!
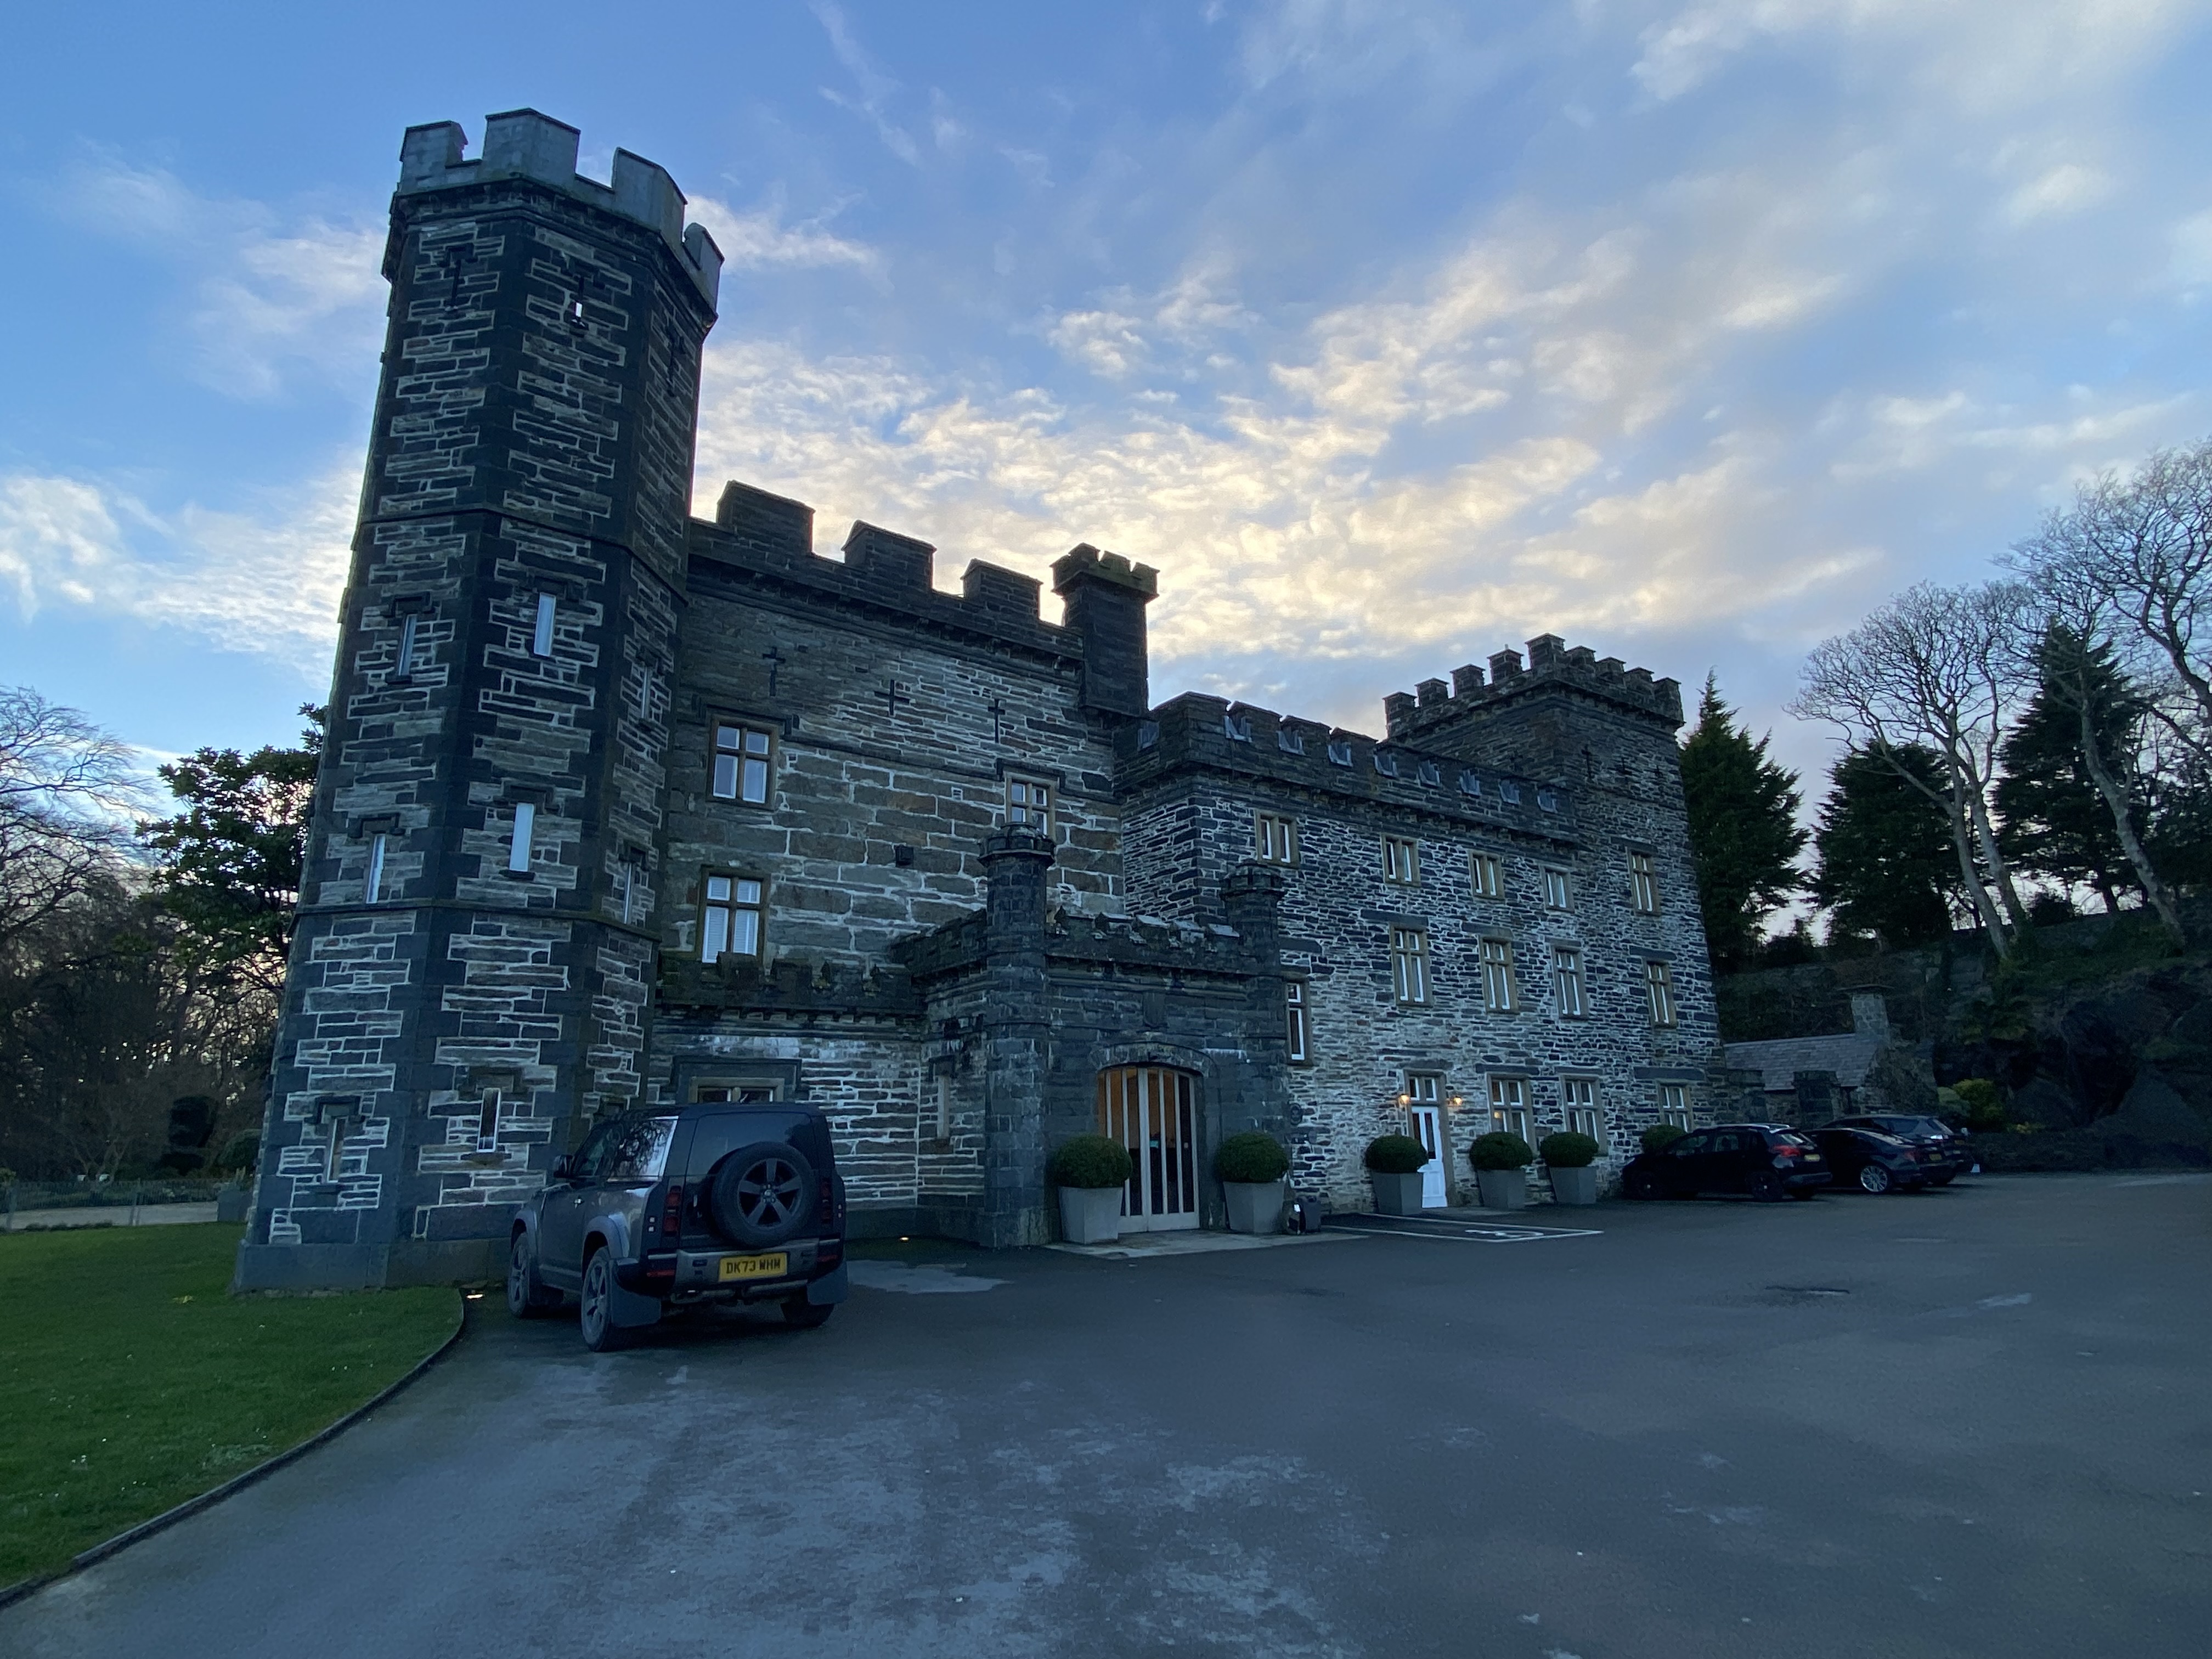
<box><xmin>604</xmin><ymin>1116</ymin><xmax>678</xmax><ymax>1182</ymax></box>
<box><xmin>684</xmin><ymin>1109</ymin><xmax>817</xmax><ymax>1178</ymax></box>
<box><xmin>1891</xmin><ymin>1117</ymin><xmax>1952</xmax><ymax>1138</ymax></box>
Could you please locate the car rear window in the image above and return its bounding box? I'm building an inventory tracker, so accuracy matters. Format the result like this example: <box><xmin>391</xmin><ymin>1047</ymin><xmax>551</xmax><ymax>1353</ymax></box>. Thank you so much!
<box><xmin>684</xmin><ymin>1109</ymin><xmax>821</xmax><ymax>1178</ymax></box>
<box><xmin>605</xmin><ymin>1116</ymin><xmax>678</xmax><ymax>1182</ymax></box>
<box><xmin>1773</xmin><ymin>1131</ymin><xmax>1818</xmax><ymax>1148</ymax></box>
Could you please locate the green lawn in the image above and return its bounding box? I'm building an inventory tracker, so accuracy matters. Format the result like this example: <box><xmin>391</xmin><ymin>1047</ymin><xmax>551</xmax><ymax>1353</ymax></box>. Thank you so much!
<box><xmin>0</xmin><ymin>1223</ymin><xmax>459</xmax><ymax>1588</ymax></box>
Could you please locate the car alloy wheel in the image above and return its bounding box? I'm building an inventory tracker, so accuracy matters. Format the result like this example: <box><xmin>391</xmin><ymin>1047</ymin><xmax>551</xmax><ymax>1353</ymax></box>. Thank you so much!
<box><xmin>507</xmin><ymin>1232</ymin><xmax>558</xmax><ymax>1319</ymax></box>
<box><xmin>578</xmin><ymin>1250</ymin><xmax>625</xmax><ymax>1352</ymax></box>
<box><xmin>1749</xmin><ymin>1171</ymin><xmax>1785</xmax><ymax>1202</ymax></box>
<box><xmin>1859</xmin><ymin>1165</ymin><xmax>1892</xmax><ymax>1194</ymax></box>
<box><xmin>1625</xmin><ymin>1171</ymin><xmax>1661</xmax><ymax>1201</ymax></box>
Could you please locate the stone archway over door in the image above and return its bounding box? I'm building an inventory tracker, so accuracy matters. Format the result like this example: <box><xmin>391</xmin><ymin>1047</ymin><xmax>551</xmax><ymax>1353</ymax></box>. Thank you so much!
<box><xmin>1097</xmin><ymin>1066</ymin><xmax>1200</xmax><ymax>1232</ymax></box>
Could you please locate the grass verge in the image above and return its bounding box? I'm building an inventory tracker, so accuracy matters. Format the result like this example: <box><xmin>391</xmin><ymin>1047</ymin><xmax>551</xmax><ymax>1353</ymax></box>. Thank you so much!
<box><xmin>0</xmin><ymin>1223</ymin><xmax>459</xmax><ymax>1587</ymax></box>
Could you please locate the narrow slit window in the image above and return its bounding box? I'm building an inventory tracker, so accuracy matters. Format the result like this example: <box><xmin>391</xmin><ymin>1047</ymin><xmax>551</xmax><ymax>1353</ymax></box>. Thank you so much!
<box><xmin>934</xmin><ymin>1076</ymin><xmax>952</xmax><ymax>1141</ymax></box>
<box><xmin>326</xmin><ymin>1115</ymin><xmax>349</xmax><ymax>1183</ymax></box>
<box><xmin>701</xmin><ymin>874</ymin><xmax>765</xmax><ymax>963</ymax></box>
<box><xmin>395</xmin><ymin>613</ymin><xmax>420</xmax><ymax>678</ymax></box>
<box><xmin>532</xmin><ymin>593</ymin><xmax>557</xmax><ymax>658</ymax></box>
<box><xmin>476</xmin><ymin>1089</ymin><xmax>501</xmax><ymax>1153</ymax></box>
<box><xmin>1285</xmin><ymin>980</ymin><xmax>1309</xmax><ymax>1062</ymax></box>
<box><xmin>365</xmin><ymin>833</ymin><xmax>388</xmax><ymax>905</ymax></box>
<box><xmin>712</xmin><ymin>723</ymin><xmax>774</xmax><ymax>804</ymax></box>
<box><xmin>507</xmin><ymin>803</ymin><xmax>535</xmax><ymax>874</ymax></box>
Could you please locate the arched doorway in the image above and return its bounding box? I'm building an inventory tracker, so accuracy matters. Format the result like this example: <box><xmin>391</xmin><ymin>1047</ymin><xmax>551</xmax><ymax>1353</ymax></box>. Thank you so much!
<box><xmin>1096</xmin><ymin>1066</ymin><xmax>1200</xmax><ymax>1232</ymax></box>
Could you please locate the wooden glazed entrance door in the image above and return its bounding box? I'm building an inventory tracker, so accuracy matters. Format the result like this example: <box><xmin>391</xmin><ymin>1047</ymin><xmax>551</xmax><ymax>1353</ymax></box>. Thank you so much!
<box><xmin>1096</xmin><ymin>1066</ymin><xmax>1200</xmax><ymax>1232</ymax></box>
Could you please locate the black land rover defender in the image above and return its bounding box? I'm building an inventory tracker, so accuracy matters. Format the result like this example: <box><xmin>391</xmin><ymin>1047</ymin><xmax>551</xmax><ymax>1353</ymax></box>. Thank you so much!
<box><xmin>507</xmin><ymin>1102</ymin><xmax>848</xmax><ymax>1351</ymax></box>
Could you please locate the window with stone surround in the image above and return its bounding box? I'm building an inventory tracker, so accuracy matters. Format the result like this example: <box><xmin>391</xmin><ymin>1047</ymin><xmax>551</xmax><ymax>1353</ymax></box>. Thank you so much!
<box><xmin>1479</xmin><ymin>936</ymin><xmax>1517</xmax><ymax>1012</ymax></box>
<box><xmin>1285</xmin><ymin>979</ymin><xmax>1310</xmax><ymax>1062</ymax></box>
<box><xmin>1657</xmin><ymin>1082</ymin><xmax>1693</xmax><ymax>1130</ymax></box>
<box><xmin>365</xmin><ymin>833</ymin><xmax>388</xmax><ymax>905</ymax></box>
<box><xmin>1541</xmin><ymin>866</ymin><xmax>1573</xmax><ymax>910</ymax></box>
<box><xmin>1488</xmin><ymin>1074</ymin><xmax>1532</xmax><ymax>1141</ymax></box>
<box><xmin>531</xmin><ymin>592</ymin><xmax>557</xmax><ymax>658</ymax></box>
<box><xmin>1382</xmin><ymin>834</ymin><xmax>1420</xmax><ymax>885</ymax></box>
<box><xmin>1552</xmin><ymin>945</ymin><xmax>1584</xmax><ymax>1016</ymax></box>
<box><xmin>1007</xmin><ymin>776</ymin><xmax>1053</xmax><ymax>836</ymax></box>
<box><xmin>1629</xmin><ymin>849</ymin><xmax>1661</xmax><ymax>914</ymax></box>
<box><xmin>1645</xmin><ymin>957</ymin><xmax>1678</xmax><ymax>1026</ymax></box>
<box><xmin>506</xmin><ymin>803</ymin><xmax>535</xmax><ymax>875</ymax></box>
<box><xmin>700</xmin><ymin>873</ymin><xmax>765</xmax><ymax>963</ymax></box>
<box><xmin>1255</xmin><ymin>812</ymin><xmax>1299</xmax><ymax>865</ymax></box>
<box><xmin>1390</xmin><ymin>928</ymin><xmax>1430</xmax><ymax>1005</ymax></box>
<box><xmin>712</xmin><ymin>721</ymin><xmax>774</xmax><ymax>805</ymax></box>
<box><xmin>1470</xmin><ymin>851</ymin><xmax>1502</xmax><ymax>898</ymax></box>
<box><xmin>395</xmin><ymin>612</ymin><xmax>422</xmax><ymax>679</ymax></box>
<box><xmin>1563</xmin><ymin>1076</ymin><xmax>1602</xmax><ymax>1141</ymax></box>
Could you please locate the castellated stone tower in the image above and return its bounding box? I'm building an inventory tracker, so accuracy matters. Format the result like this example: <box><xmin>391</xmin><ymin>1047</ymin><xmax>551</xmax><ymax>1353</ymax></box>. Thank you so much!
<box><xmin>235</xmin><ymin>111</ymin><xmax>724</xmax><ymax>1290</ymax></box>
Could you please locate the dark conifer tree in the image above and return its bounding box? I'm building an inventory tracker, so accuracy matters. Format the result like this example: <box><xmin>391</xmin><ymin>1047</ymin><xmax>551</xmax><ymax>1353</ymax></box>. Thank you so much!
<box><xmin>1810</xmin><ymin>743</ymin><xmax>1960</xmax><ymax>947</ymax></box>
<box><xmin>1994</xmin><ymin>625</ymin><xmax>2145</xmax><ymax>911</ymax></box>
<box><xmin>1679</xmin><ymin>674</ymin><xmax>1808</xmax><ymax>970</ymax></box>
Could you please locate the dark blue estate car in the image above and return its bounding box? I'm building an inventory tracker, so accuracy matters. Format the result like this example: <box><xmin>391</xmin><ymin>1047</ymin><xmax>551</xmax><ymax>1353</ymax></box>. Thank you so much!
<box><xmin>1622</xmin><ymin>1124</ymin><xmax>1833</xmax><ymax>1201</ymax></box>
<box><xmin>506</xmin><ymin>1101</ymin><xmax>848</xmax><ymax>1350</ymax></box>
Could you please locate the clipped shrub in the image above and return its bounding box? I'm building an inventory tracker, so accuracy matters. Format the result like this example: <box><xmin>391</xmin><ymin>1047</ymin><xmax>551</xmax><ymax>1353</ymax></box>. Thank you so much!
<box><xmin>1952</xmin><ymin>1077</ymin><xmax>2007</xmax><ymax>1132</ymax></box>
<box><xmin>215</xmin><ymin>1130</ymin><xmax>261</xmax><ymax>1174</ymax></box>
<box><xmin>1469</xmin><ymin>1132</ymin><xmax>1534</xmax><ymax>1171</ymax></box>
<box><xmin>1364</xmin><ymin>1133</ymin><xmax>1429</xmax><ymax>1175</ymax></box>
<box><xmin>1215</xmin><ymin>1130</ymin><xmax>1290</xmax><ymax>1184</ymax></box>
<box><xmin>1047</xmin><ymin>1134</ymin><xmax>1134</xmax><ymax>1190</ymax></box>
<box><xmin>1640</xmin><ymin>1122</ymin><xmax>1687</xmax><ymax>1153</ymax></box>
<box><xmin>1538</xmin><ymin>1131</ymin><xmax>1601</xmax><ymax>1169</ymax></box>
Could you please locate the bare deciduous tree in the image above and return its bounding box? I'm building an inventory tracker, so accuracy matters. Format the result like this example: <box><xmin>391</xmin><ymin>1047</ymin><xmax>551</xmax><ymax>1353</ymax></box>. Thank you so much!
<box><xmin>0</xmin><ymin>687</ymin><xmax>144</xmax><ymax>961</ymax></box>
<box><xmin>1791</xmin><ymin>582</ymin><xmax>2035</xmax><ymax>956</ymax></box>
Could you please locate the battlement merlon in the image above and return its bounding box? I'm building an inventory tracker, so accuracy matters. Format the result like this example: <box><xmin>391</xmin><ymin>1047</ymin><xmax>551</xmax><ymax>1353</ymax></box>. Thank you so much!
<box><xmin>1384</xmin><ymin>634</ymin><xmax>1685</xmax><ymax>739</ymax></box>
<box><xmin>397</xmin><ymin>110</ymin><xmax>723</xmax><ymax>308</ymax></box>
<box><xmin>1052</xmin><ymin>544</ymin><xmax>1156</xmax><ymax>719</ymax></box>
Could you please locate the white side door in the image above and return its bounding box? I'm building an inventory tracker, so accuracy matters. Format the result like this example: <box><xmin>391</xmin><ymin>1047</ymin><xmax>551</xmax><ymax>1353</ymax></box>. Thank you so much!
<box><xmin>1410</xmin><ymin>1103</ymin><xmax>1448</xmax><ymax>1208</ymax></box>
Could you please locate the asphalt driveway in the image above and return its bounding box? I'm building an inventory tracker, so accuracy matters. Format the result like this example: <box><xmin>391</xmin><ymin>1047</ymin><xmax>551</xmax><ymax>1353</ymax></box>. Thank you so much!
<box><xmin>3</xmin><ymin>1174</ymin><xmax>2205</xmax><ymax>1659</ymax></box>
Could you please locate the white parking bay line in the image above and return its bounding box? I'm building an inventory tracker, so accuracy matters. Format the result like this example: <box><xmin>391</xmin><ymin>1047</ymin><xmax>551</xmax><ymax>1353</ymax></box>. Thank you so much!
<box><xmin>1325</xmin><ymin>1220</ymin><xmax>1602</xmax><ymax>1244</ymax></box>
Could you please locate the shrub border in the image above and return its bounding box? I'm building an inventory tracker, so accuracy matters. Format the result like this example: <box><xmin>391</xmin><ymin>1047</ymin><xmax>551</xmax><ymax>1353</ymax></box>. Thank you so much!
<box><xmin>0</xmin><ymin>1290</ymin><xmax>470</xmax><ymax>1612</ymax></box>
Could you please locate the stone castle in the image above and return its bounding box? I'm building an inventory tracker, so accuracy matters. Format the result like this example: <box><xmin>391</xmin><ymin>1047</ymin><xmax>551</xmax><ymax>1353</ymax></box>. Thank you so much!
<box><xmin>236</xmin><ymin>111</ymin><xmax>1720</xmax><ymax>1290</ymax></box>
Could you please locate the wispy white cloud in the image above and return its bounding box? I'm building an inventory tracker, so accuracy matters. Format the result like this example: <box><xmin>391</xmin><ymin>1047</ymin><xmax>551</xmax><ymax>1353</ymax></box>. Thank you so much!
<box><xmin>0</xmin><ymin>464</ymin><xmax>354</xmax><ymax>675</ymax></box>
<box><xmin>810</xmin><ymin>0</ymin><xmax>923</xmax><ymax>166</ymax></box>
<box><xmin>44</xmin><ymin>155</ymin><xmax>385</xmax><ymax>399</ymax></box>
<box><xmin>685</xmin><ymin>194</ymin><xmax>881</xmax><ymax>274</ymax></box>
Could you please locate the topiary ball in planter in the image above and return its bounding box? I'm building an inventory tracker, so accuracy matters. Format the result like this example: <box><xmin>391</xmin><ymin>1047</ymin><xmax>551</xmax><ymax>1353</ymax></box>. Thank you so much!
<box><xmin>1537</xmin><ymin>1131</ymin><xmax>1601</xmax><ymax>1169</ymax></box>
<box><xmin>1469</xmin><ymin>1132</ymin><xmax>1534</xmax><ymax>1171</ymax></box>
<box><xmin>1640</xmin><ymin>1122</ymin><xmax>1687</xmax><ymax>1154</ymax></box>
<box><xmin>1048</xmin><ymin>1134</ymin><xmax>1134</xmax><ymax>1190</ymax></box>
<box><xmin>1215</xmin><ymin>1131</ymin><xmax>1290</xmax><ymax>1184</ymax></box>
<box><xmin>1364</xmin><ymin>1134</ymin><xmax>1427</xmax><ymax>1174</ymax></box>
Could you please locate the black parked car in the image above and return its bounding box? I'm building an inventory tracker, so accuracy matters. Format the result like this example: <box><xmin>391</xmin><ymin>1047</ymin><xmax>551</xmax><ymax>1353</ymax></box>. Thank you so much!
<box><xmin>1827</xmin><ymin>1114</ymin><xmax>1973</xmax><ymax>1184</ymax></box>
<box><xmin>1812</xmin><ymin>1127</ymin><xmax>1938</xmax><ymax>1194</ymax></box>
<box><xmin>1621</xmin><ymin>1124</ymin><xmax>1833</xmax><ymax>1201</ymax></box>
<box><xmin>507</xmin><ymin>1101</ymin><xmax>849</xmax><ymax>1350</ymax></box>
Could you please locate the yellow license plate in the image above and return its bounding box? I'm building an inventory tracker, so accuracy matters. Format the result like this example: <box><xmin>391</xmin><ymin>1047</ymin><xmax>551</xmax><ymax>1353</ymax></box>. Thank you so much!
<box><xmin>719</xmin><ymin>1252</ymin><xmax>788</xmax><ymax>1282</ymax></box>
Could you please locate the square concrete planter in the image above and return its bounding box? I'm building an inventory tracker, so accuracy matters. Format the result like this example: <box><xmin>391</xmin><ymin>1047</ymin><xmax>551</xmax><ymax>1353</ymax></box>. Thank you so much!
<box><xmin>1224</xmin><ymin>1179</ymin><xmax>1285</xmax><ymax>1234</ymax></box>
<box><xmin>1548</xmin><ymin>1165</ymin><xmax>1599</xmax><ymax>1206</ymax></box>
<box><xmin>1369</xmin><ymin>1171</ymin><xmax>1425</xmax><ymax>1215</ymax></box>
<box><xmin>1475</xmin><ymin>1168</ymin><xmax>1528</xmax><ymax>1210</ymax></box>
<box><xmin>1057</xmin><ymin>1185</ymin><xmax>1124</xmax><ymax>1244</ymax></box>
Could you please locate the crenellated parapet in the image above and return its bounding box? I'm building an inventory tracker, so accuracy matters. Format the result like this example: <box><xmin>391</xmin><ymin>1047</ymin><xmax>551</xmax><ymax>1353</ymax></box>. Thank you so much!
<box><xmin>398</xmin><ymin>109</ymin><xmax>723</xmax><ymax>306</ymax></box>
<box><xmin>1119</xmin><ymin>691</ymin><xmax>1576</xmax><ymax>836</ymax></box>
<box><xmin>657</xmin><ymin>952</ymin><xmax>924</xmax><ymax>1017</ymax></box>
<box><xmin>1383</xmin><ymin>633</ymin><xmax>1684</xmax><ymax>741</ymax></box>
<box><xmin>890</xmin><ymin>903</ymin><xmax>1258</xmax><ymax>983</ymax></box>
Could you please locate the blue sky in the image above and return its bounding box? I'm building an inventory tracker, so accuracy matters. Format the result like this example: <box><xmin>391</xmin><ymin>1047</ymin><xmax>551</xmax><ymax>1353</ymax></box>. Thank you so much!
<box><xmin>4</xmin><ymin>1</ymin><xmax>2210</xmax><ymax>798</ymax></box>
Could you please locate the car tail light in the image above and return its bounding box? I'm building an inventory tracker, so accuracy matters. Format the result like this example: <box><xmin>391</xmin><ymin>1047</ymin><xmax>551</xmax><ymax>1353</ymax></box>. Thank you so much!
<box><xmin>658</xmin><ymin>1183</ymin><xmax>685</xmax><ymax>1238</ymax></box>
<box><xmin>820</xmin><ymin>1176</ymin><xmax>837</xmax><ymax>1228</ymax></box>
<box><xmin>1771</xmin><ymin>1145</ymin><xmax>1800</xmax><ymax>1164</ymax></box>
<box><xmin>643</xmin><ymin>1251</ymin><xmax>675</xmax><ymax>1282</ymax></box>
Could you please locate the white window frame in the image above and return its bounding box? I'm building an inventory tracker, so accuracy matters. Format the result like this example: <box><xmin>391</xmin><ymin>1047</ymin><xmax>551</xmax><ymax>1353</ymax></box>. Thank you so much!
<box><xmin>1284</xmin><ymin>979</ymin><xmax>1310</xmax><ymax>1062</ymax></box>
<box><xmin>1645</xmin><ymin>957</ymin><xmax>1678</xmax><ymax>1028</ymax></box>
<box><xmin>1629</xmin><ymin>849</ymin><xmax>1660</xmax><ymax>915</ymax></box>
<box><xmin>1255</xmin><ymin>812</ymin><xmax>1299</xmax><ymax>865</ymax></box>
<box><xmin>1390</xmin><ymin>928</ymin><xmax>1430</xmax><ymax>1006</ymax></box>
<box><xmin>712</xmin><ymin>721</ymin><xmax>775</xmax><ymax>805</ymax></box>
<box><xmin>1657</xmin><ymin>1083</ymin><xmax>1693</xmax><ymax>1131</ymax></box>
<box><xmin>531</xmin><ymin>592</ymin><xmax>557</xmax><ymax>658</ymax></box>
<box><xmin>701</xmin><ymin>872</ymin><xmax>765</xmax><ymax>963</ymax></box>
<box><xmin>1479</xmin><ymin>936</ymin><xmax>1516</xmax><ymax>1013</ymax></box>
<box><xmin>1383</xmin><ymin>834</ymin><xmax>1421</xmax><ymax>885</ymax></box>
<box><xmin>1563</xmin><ymin>1076</ymin><xmax>1602</xmax><ymax>1142</ymax></box>
<box><xmin>1488</xmin><ymin>1075</ymin><xmax>1532</xmax><ymax>1141</ymax></box>
<box><xmin>1007</xmin><ymin>776</ymin><xmax>1054</xmax><ymax>837</ymax></box>
<box><xmin>1541</xmin><ymin>866</ymin><xmax>1573</xmax><ymax>910</ymax></box>
<box><xmin>1552</xmin><ymin>945</ymin><xmax>1584</xmax><ymax>1017</ymax></box>
<box><xmin>1470</xmin><ymin>851</ymin><xmax>1502</xmax><ymax>899</ymax></box>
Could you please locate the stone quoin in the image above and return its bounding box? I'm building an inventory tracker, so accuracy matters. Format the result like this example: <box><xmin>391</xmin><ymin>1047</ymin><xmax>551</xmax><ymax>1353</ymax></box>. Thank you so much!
<box><xmin>235</xmin><ymin>111</ymin><xmax>1721</xmax><ymax>1290</ymax></box>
